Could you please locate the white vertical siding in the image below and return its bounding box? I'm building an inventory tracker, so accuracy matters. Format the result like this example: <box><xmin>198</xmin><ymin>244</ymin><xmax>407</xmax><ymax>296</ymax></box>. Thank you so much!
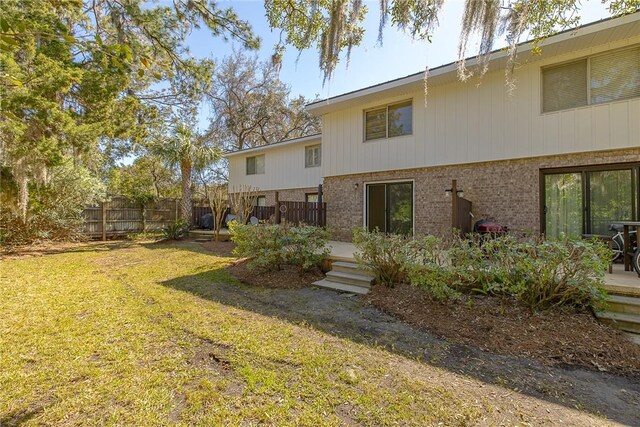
<box><xmin>321</xmin><ymin>37</ymin><xmax>640</xmax><ymax>178</ymax></box>
<box><xmin>227</xmin><ymin>138</ymin><xmax>322</xmax><ymax>192</ymax></box>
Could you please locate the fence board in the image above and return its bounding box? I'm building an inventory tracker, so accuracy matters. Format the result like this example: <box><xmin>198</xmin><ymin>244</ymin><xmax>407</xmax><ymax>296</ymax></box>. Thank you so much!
<box><xmin>83</xmin><ymin>197</ymin><xmax>179</xmax><ymax>238</ymax></box>
<box><xmin>277</xmin><ymin>201</ymin><xmax>326</xmax><ymax>226</ymax></box>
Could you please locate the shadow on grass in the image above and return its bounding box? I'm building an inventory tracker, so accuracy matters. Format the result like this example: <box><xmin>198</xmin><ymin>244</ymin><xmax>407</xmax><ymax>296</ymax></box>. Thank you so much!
<box><xmin>159</xmin><ymin>268</ymin><xmax>640</xmax><ymax>426</ymax></box>
<box><xmin>140</xmin><ymin>239</ymin><xmax>237</xmax><ymax>259</ymax></box>
<box><xmin>0</xmin><ymin>240</ymin><xmax>143</xmax><ymax>259</ymax></box>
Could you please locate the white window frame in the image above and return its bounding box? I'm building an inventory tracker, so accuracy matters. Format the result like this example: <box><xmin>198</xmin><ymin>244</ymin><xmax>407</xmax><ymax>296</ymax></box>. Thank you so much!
<box><xmin>246</xmin><ymin>154</ymin><xmax>265</xmax><ymax>175</ymax></box>
<box><xmin>541</xmin><ymin>44</ymin><xmax>640</xmax><ymax>114</ymax></box>
<box><xmin>305</xmin><ymin>144</ymin><xmax>321</xmax><ymax>168</ymax></box>
<box><xmin>363</xmin><ymin>99</ymin><xmax>413</xmax><ymax>142</ymax></box>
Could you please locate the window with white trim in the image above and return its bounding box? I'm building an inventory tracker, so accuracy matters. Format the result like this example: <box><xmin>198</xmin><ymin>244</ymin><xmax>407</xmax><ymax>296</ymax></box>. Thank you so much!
<box><xmin>305</xmin><ymin>144</ymin><xmax>321</xmax><ymax>168</ymax></box>
<box><xmin>246</xmin><ymin>155</ymin><xmax>264</xmax><ymax>175</ymax></box>
<box><xmin>364</xmin><ymin>100</ymin><xmax>413</xmax><ymax>141</ymax></box>
<box><xmin>542</xmin><ymin>46</ymin><xmax>640</xmax><ymax>113</ymax></box>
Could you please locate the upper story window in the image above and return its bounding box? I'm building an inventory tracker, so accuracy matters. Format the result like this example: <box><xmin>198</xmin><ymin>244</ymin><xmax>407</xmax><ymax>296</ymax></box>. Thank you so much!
<box><xmin>542</xmin><ymin>45</ymin><xmax>640</xmax><ymax>113</ymax></box>
<box><xmin>364</xmin><ymin>100</ymin><xmax>413</xmax><ymax>141</ymax></box>
<box><xmin>305</xmin><ymin>144</ymin><xmax>321</xmax><ymax>168</ymax></box>
<box><xmin>246</xmin><ymin>154</ymin><xmax>265</xmax><ymax>175</ymax></box>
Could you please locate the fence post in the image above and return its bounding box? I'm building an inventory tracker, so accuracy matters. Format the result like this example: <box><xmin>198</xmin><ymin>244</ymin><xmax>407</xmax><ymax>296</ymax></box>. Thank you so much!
<box><xmin>317</xmin><ymin>184</ymin><xmax>323</xmax><ymax>226</ymax></box>
<box><xmin>451</xmin><ymin>179</ymin><xmax>458</xmax><ymax>231</ymax></box>
<box><xmin>101</xmin><ymin>201</ymin><xmax>107</xmax><ymax>241</ymax></box>
<box><xmin>275</xmin><ymin>191</ymin><xmax>280</xmax><ymax>224</ymax></box>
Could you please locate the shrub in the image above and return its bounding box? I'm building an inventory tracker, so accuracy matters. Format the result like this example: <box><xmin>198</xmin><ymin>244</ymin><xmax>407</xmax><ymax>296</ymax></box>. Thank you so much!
<box><xmin>284</xmin><ymin>225</ymin><xmax>331</xmax><ymax>272</ymax></box>
<box><xmin>353</xmin><ymin>229</ymin><xmax>610</xmax><ymax>311</ymax></box>
<box><xmin>229</xmin><ymin>221</ymin><xmax>288</xmax><ymax>271</ymax></box>
<box><xmin>229</xmin><ymin>222</ymin><xmax>330</xmax><ymax>273</ymax></box>
<box><xmin>352</xmin><ymin>228</ymin><xmax>416</xmax><ymax>286</ymax></box>
<box><xmin>518</xmin><ymin>237</ymin><xmax>610</xmax><ymax>311</ymax></box>
<box><xmin>162</xmin><ymin>220</ymin><xmax>187</xmax><ymax>240</ymax></box>
<box><xmin>404</xmin><ymin>234</ymin><xmax>463</xmax><ymax>300</ymax></box>
<box><xmin>0</xmin><ymin>162</ymin><xmax>105</xmax><ymax>248</ymax></box>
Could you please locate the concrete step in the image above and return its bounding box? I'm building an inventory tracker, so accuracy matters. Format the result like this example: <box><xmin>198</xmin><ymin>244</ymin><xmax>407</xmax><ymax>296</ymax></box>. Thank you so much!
<box><xmin>312</xmin><ymin>279</ymin><xmax>370</xmax><ymax>295</ymax></box>
<box><xmin>325</xmin><ymin>270</ymin><xmax>374</xmax><ymax>287</ymax></box>
<box><xmin>623</xmin><ymin>332</ymin><xmax>640</xmax><ymax>345</ymax></box>
<box><xmin>604</xmin><ymin>283</ymin><xmax>640</xmax><ymax>297</ymax></box>
<box><xmin>331</xmin><ymin>261</ymin><xmax>374</xmax><ymax>277</ymax></box>
<box><xmin>597</xmin><ymin>311</ymin><xmax>640</xmax><ymax>334</ymax></box>
<box><xmin>606</xmin><ymin>294</ymin><xmax>640</xmax><ymax>315</ymax></box>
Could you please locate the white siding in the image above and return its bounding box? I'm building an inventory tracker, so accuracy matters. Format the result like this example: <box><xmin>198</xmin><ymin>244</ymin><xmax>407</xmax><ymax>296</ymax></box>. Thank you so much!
<box><xmin>320</xmin><ymin>37</ymin><xmax>640</xmax><ymax>178</ymax></box>
<box><xmin>227</xmin><ymin>139</ymin><xmax>322</xmax><ymax>192</ymax></box>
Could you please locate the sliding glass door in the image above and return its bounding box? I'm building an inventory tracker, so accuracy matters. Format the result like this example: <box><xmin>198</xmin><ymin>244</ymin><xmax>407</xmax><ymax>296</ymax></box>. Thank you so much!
<box><xmin>544</xmin><ymin>173</ymin><xmax>583</xmax><ymax>239</ymax></box>
<box><xmin>543</xmin><ymin>164</ymin><xmax>639</xmax><ymax>238</ymax></box>
<box><xmin>589</xmin><ymin>169</ymin><xmax>636</xmax><ymax>235</ymax></box>
<box><xmin>366</xmin><ymin>182</ymin><xmax>413</xmax><ymax>235</ymax></box>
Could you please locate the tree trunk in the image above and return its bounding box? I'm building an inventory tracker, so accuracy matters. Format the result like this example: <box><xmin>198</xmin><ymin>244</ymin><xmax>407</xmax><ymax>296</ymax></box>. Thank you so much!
<box><xmin>180</xmin><ymin>158</ymin><xmax>192</xmax><ymax>227</ymax></box>
<box><xmin>140</xmin><ymin>203</ymin><xmax>147</xmax><ymax>232</ymax></box>
<box><xmin>13</xmin><ymin>157</ymin><xmax>29</xmax><ymax>224</ymax></box>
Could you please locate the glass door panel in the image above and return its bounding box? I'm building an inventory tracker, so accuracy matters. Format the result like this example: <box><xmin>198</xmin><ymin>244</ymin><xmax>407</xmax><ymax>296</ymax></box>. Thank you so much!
<box><xmin>367</xmin><ymin>184</ymin><xmax>386</xmax><ymax>232</ymax></box>
<box><xmin>589</xmin><ymin>169</ymin><xmax>635</xmax><ymax>235</ymax></box>
<box><xmin>366</xmin><ymin>182</ymin><xmax>413</xmax><ymax>234</ymax></box>
<box><xmin>387</xmin><ymin>182</ymin><xmax>413</xmax><ymax>235</ymax></box>
<box><xmin>544</xmin><ymin>173</ymin><xmax>583</xmax><ymax>239</ymax></box>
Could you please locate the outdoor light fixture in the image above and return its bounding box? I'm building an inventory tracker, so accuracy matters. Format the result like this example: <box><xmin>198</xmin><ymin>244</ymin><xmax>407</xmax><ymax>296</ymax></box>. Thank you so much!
<box><xmin>354</xmin><ymin>183</ymin><xmax>359</xmax><ymax>190</ymax></box>
<box><xmin>445</xmin><ymin>187</ymin><xmax>464</xmax><ymax>198</ymax></box>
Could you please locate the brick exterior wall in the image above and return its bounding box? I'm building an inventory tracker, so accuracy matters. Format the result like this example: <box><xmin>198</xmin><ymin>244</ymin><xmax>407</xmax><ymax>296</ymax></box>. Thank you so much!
<box><xmin>323</xmin><ymin>148</ymin><xmax>640</xmax><ymax>241</ymax></box>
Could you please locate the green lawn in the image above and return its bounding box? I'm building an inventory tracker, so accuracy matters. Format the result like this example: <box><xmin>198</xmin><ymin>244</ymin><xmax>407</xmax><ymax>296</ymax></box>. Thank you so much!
<box><xmin>0</xmin><ymin>241</ymin><xmax>613</xmax><ymax>426</ymax></box>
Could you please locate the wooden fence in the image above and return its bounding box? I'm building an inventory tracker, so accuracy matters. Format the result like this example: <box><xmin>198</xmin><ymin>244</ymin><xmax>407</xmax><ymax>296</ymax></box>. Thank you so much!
<box><xmin>192</xmin><ymin>205</ymin><xmax>276</xmax><ymax>228</ymax></box>
<box><xmin>85</xmin><ymin>197</ymin><xmax>327</xmax><ymax>238</ymax></box>
<box><xmin>83</xmin><ymin>197</ymin><xmax>179</xmax><ymax>239</ymax></box>
<box><xmin>276</xmin><ymin>201</ymin><xmax>326</xmax><ymax>226</ymax></box>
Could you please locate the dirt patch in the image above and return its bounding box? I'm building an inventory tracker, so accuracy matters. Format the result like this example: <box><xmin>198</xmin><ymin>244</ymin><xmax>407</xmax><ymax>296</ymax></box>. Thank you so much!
<box><xmin>0</xmin><ymin>240</ymin><xmax>104</xmax><ymax>260</ymax></box>
<box><xmin>362</xmin><ymin>283</ymin><xmax>640</xmax><ymax>375</ymax></box>
<box><xmin>226</xmin><ymin>259</ymin><xmax>324</xmax><ymax>289</ymax></box>
<box><xmin>197</xmin><ymin>240</ymin><xmax>236</xmax><ymax>257</ymax></box>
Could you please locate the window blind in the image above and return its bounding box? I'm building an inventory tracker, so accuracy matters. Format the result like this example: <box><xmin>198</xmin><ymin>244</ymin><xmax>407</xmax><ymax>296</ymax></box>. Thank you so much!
<box><xmin>590</xmin><ymin>46</ymin><xmax>640</xmax><ymax>105</ymax></box>
<box><xmin>542</xmin><ymin>59</ymin><xmax>588</xmax><ymax>113</ymax></box>
<box><xmin>365</xmin><ymin>108</ymin><xmax>387</xmax><ymax>140</ymax></box>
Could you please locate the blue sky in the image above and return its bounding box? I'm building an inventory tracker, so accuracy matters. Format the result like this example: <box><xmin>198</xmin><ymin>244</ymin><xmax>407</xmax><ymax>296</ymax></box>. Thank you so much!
<box><xmin>182</xmin><ymin>1</ymin><xmax>612</xmax><ymax>129</ymax></box>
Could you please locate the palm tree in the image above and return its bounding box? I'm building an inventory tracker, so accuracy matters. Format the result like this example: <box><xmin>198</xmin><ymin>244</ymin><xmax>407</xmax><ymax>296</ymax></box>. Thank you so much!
<box><xmin>156</xmin><ymin>124</ymin><xmax>219</xmax><ymax>227</ymax></box>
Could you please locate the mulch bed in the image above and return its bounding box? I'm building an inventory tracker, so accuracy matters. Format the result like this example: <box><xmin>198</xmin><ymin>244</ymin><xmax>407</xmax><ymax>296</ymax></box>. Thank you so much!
<box><xmin>363</xmin><ymin>283</ymin><xmax>640</xmax><ymax>376</ymax></box>
<box><xmin>226</xmin><ymin>259</ymin><xmax>324</xmax><ymax>289</ymax></box>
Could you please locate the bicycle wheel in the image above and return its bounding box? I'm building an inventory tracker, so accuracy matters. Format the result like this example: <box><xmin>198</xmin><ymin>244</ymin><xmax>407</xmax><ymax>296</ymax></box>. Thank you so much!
<box><xmin>633</xmin><ymin>249</ymin><xmax>640</xmax><ymax>273</ymax></box>
<box><xmin>611</xmin><ymin>235</ymin><xmax>623</xmax><ymax>263</ymax></box>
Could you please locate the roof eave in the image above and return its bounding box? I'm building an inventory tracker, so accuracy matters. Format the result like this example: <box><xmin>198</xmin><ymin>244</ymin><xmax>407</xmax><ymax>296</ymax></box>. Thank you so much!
<box><xmin>306</xmin><ymin>13</ymin><xmax>640</xmax><ymax>116</ymax></box>
<box><xmin>223</xmin><ymin>134</ymin><xmax>322</xmax><ymax>158</ymax></box>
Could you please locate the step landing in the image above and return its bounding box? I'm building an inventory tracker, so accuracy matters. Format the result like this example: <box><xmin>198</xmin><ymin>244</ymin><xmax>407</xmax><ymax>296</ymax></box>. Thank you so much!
<box><xmin>313</xmin><ymin>261</ymin><xmax>374</xmax><ymax>294</ymax></box>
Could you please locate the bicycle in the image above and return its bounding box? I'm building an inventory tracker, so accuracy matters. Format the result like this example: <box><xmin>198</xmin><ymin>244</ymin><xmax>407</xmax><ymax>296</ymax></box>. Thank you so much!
<box><xmin>610</xmin><ymin>223</ymin><xmax>638</xmax><ymax>265</ymax></box>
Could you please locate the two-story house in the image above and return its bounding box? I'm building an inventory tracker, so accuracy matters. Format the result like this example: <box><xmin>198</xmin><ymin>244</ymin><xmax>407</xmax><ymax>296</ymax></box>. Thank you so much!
<box><xmin>228</xmin><ymin>13</ymin><xmax>640</xmax><ymax>241</ymax></box>
<box><xmin>226</xmin><ymin>134</ymin><xmax>323</xmax><ymax>206</ymax></box>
